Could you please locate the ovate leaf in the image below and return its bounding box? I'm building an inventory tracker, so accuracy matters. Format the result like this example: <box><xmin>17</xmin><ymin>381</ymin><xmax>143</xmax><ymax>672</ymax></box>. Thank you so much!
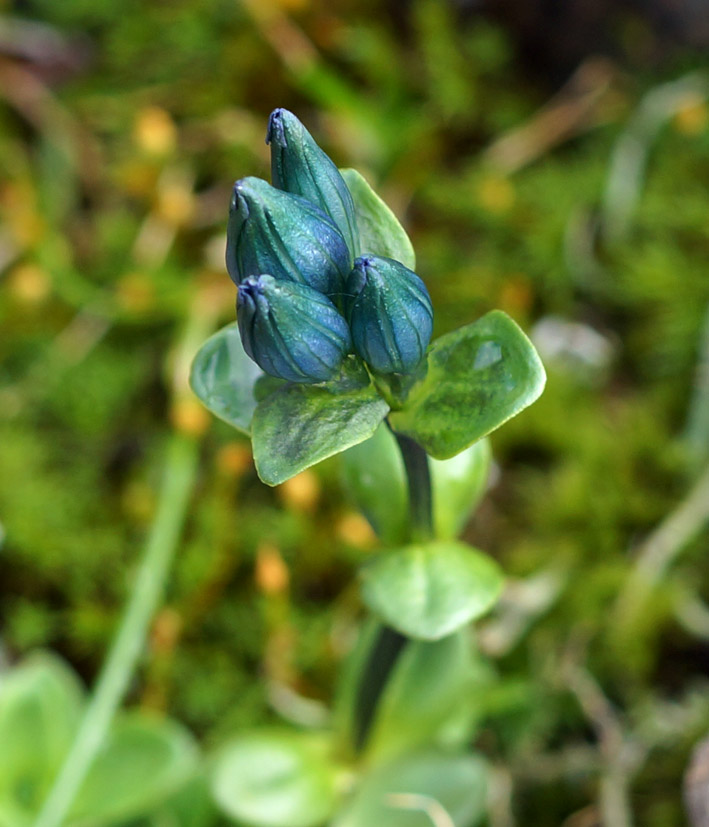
<box><xmin>70</xmin><ymin>715</ymin><xmax>199</xmax><ymax>827</ymax></box>
<box><xmin>210</xmin><ymin>731</ymin><xmax>339</xmax><ymax>827</ymax></box>
<box><xmin>189</xmin><ymin>322</ymin><xmax>263</xmax><ymax>435</ymax></box>
<box><xmin>340</xmin><ymin>169</ymin><xmax>416</xmax><ymax>269</ymax></box>
<box><xmin>252</xmin><ymin>382</ymin><xmax>389</xmax><ymax>486</ymax></box>
<box><xmin>389</xmin><ymin>311</ymin><xmax>545</xmax><ymax>459</ymax></box>
<box><xmin>360</xmin><ymin>541</ymin><xmax>503</xmax><ymax>640</ymax></box>
<box><xmin>341</xmin><ymin>424</ymin><xmax>408</xmax><ymax>544</ymax></box>
<box><xmin>333</xmin><ymin>751</ymin><xmax>487</xmax><ymax>827</ymax></box>
<box><xmin>0</xmin><ymin>652</ymin><xmax>84</xmax><ymax>826</ymax></box>
<box><xmin>431</xmin><ymin>439</ymin><xmax>492</xmax><ymax>539</ymax></box>
<box><xmin>366</xmin><ymin>631</ymin><xmax>482</xmax><ymax>762</ymax></box>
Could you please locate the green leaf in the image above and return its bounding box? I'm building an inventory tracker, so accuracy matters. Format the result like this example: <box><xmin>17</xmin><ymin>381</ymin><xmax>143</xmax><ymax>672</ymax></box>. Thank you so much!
<box><xmin>0</xmin><ymin>652</ymin><xmax>84</xmax><ymax>826</ymax></box>
<box><xmin>340</xmin><ymin>169</ymin><xmax>416</xmax><ymax>270</ymax></box>
<box><xmin>189</xmin><ymin>322</ymin><xmax>263</xmax><ymax>435</ymax></box>
<box><xmin>69</xmin><ymin>714</ymin><xmax>199</xmax><ymax>827</ymax></box>
<box><xmin>389</xmin><ymin>311</ymin><xmax>546</xmax><ymax>459</ymax></box>
<box><xmin>342</xmin><ymin>427</ymin><xmax>491</xmax><ymax>544</ymax></box>
<box><xmin>360</xmin><ymin>541</ymin><xmax>504</xmax><ymax>640</ymax></box>
<box><xmin>332</xmin><ymin>619</ymin><xmax>380</xmax><ymax>757</ymax></box>
<box><xmin>341</xmin><ymin>424</ymin><xmax>408</xmax><ymax>544</ymax></box>
<box><xmin>431</xmin><ymin>438</ymin><xmax>492</xmax><ymax>539</ymax></box>
<box><xmin>333</xmin><ymin>751</ymin><xmax>487</xmax><ymax>827</ymax></box>
<box><xmin>366</xmin><ymin>632</ymin><xmax>483</xmax><ymax>762</ymax></box>
<box><xmin>252</xmin><ymin>383</ymin><xmax>389</xmax><ymax>486</ymax></box>
<box><xmin>210</xmin><ymin>731</ymin><xmax>340</xmax><ymax>827</ymax></box>
<box><xmin>136</xmin><ymin>774</ymin><xmax>217</xmax><ymax>827</ymax></box>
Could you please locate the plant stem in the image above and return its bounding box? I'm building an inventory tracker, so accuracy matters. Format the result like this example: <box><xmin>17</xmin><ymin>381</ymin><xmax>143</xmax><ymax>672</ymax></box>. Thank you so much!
<box><xmin>353</xmin><ymin>625</ymin><xmax>407</xmax><ymax>751</ymax></box>
<box><xmin>393</xmin><ymin>431</ymin><xmax>434</xmax><ymax>541</ymax></box>
<box><xmin>352</xmin><ymin>430</ymin><xmax>433</xmax><ymax>752</ymax></box>
<box><xmin>34</xmin><ymin>432</ymin><xmax>198</xmax><ymax>827</ymax></box>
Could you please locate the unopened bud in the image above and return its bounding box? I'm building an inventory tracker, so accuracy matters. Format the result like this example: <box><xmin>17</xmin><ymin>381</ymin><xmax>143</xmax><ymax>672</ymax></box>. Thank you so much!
<box><xmin>346</xmin><ymin>255</ymin><xmax>433</xmax><ymax>374</ymax></box>
<box><xmin>237</xmin><ymin>275</ymin><xmax>351</xmax><ymax>383</ymax></box>
<box><xmin>227</xmin><ymin>176</ymin><xmax>351</xmax><ymax>298</ymax></box>
<box><xmin>267</xmin><ymin>108</ymin><xmax>359</xmax><ymax>259</ymax></box>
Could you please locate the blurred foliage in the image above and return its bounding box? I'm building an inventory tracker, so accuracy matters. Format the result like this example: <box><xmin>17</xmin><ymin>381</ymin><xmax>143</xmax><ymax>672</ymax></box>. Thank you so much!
<box><xmin>1</xmin><ymin>0</ymin><xmax>709</xmax><ymax>823</ymax></box>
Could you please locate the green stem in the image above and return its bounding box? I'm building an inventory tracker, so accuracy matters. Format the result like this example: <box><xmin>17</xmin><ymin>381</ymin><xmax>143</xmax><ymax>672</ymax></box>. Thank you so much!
<box><xmin>353</xmin><ymin>430</ymin><xmax>433</xmax><ymax>752</ymax></box>
<box><xmin>393</xmin><ymin>431</ymin><xmax>434</xmax><ymax>541</ymax></box>
<box><xmin>352</xmin><ymin>625</ymin><xmax>407</xmax><ymax>752</ymax></box>
<box><xmin>33</xmin><ymin>432</ymin><xmax>199</xmax><ymax>827</ymax></box>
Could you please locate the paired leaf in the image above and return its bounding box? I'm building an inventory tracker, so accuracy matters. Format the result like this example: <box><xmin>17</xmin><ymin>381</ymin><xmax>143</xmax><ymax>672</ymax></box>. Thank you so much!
<box><xmin>342</xmin><ymin>426</ymin><xmax>492</xmax><ymax>543</ymax></box>
<box><xmin>210</xmin><ymin>731</ymin><xmax>339</xmax><ymax>827</ymax></box>
<box><xmin>0</xmin><ymin>655</ymin><xmax>200</xmax><ymax>827</ymax></box>
<box><xmin>333</xmin><ymin>751</ymin><xmax>487</xmax><ymax>827</ymax></box>
<box><xmin>341</xmin><ymin>424</ymin><xmax>408</xmax><ymax>544</ymax></box>
<box><xmin>340</xmin><ymin>169</ymin><xmax>416</xmax><ymax>270</ymax></box>
<box><xmin>252</xmin><ymin>382</ymin><xmax>389</xmax><ymax>486</ymax></box>
<box><xmin>366</xmin><ymin>631</ymin><xmax>483</xmax><ymax>762</ymax></box>
<box><xmin>70</xmin><ymin>715</ymin><xmax>199</xmax><ymax>827</ymax></box>
<box><xmin>431</xmin><ymin>438</ymin><xmax>491</xmax><ymax>539</ymax></box>
<box><xmin>389</xmin><ymin>311</ymin><xmax>546</xmax><ymax>459</ymax></box>
<box><xmin>0</xmin><ymin>653</ymin><xmax>84</xmax><ymax>827</ymax></box>
<box><xmin>189</xmin><ymin>322</ymin><xmax>263</xmax><ymax>435</ymax></box>
<box><xmin>360</xmin><ymin>541</ymin><xmax>504</xmax><ymax>640</ymax></box>
<box><xmin>139</xmin><ymin>774</ymin><xmax>217</xmax><ymax>827</ymax></box>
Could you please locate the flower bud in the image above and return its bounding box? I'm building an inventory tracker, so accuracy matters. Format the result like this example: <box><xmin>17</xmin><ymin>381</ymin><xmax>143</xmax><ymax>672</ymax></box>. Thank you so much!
<box><xmin>227</xmin><ymin>177</ymin><xmax>351</xmax><ymax>298</ymax></box>
<box><xmin>346</xmin><ymin>255</ymin><xmax>433</xmax><ymax>374</ymax></box>
<box><xmin>237</xmin><ymin>274</ymin><xmax>351</xmax><ymax>383</ymax></box>
<box><xmin>267</xmin><ymin>108</ymin><xmax>360</xmax><ymax>259</ymax></box>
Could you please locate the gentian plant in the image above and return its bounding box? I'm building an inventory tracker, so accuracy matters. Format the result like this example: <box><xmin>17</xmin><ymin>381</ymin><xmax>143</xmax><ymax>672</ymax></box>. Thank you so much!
<box><xmin>190</xmin><ymin>109</ymin><xmax>546</xmax><ymax>826</ymax></box>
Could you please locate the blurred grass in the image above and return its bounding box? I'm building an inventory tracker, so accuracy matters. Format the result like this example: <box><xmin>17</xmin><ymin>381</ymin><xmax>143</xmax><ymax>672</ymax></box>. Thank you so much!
<box><xmin>1</xmin><ymin>0</ymin><xmax>709</xmax><ymax>823</ymax></box>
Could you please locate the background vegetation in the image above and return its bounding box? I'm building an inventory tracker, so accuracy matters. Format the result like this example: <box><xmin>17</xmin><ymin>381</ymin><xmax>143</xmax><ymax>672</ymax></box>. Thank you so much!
<box><xmin>1</xmin><ymin>0</ymin><xmax>709</xmax><ymax>823</ymax></box>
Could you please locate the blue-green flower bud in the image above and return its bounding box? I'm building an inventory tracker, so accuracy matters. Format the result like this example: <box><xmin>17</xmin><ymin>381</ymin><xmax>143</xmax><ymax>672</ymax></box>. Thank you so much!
<box><xmin>267</xmin><ymin>108</ymin><xmax>360</xmax><ymax>259</ymax></box>
<box><xmin>346</xmin><ymin>255</ymin><xmax>433</xmax><ymax>374</ymax></box>
<box><xmin>237</xmin><ymin>274</ymin><xmax>351</xmax><ymax>383</ymax></box>
<box><xmin>226</xmin><ymin>176</ymin><xmax>351</xmax><ymax>298</ymax></box>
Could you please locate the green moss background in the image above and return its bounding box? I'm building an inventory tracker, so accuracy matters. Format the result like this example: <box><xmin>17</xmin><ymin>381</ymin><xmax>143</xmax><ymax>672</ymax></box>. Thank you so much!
<box><xmin>1</xmin><ymin>0</ymin><xmax>709</xmax><ymax>822</ymax></box>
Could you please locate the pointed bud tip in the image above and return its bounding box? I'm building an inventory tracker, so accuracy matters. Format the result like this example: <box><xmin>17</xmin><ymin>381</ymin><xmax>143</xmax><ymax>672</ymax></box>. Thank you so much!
<box><xmin>230</xmin><ymin>180</ymin><xmax>250</xmax><ymax>216</ymax></box>
<box><xmin>237</xmin><ymin>274</ymin><xmax>272</xmax><ymax>311</ymax></box>
<box><xmin>231</xmin><ymin>176</ymin><xmax>274</xmax><ymax>215</ymax></box>
<box><xmin>266</xmin><ymin>108</ymin><xmax>299</xmax><ymax>147</ymax></box>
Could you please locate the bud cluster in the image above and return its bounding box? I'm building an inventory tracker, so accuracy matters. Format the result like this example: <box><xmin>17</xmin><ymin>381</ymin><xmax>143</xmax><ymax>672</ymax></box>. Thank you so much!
<box><xmin>227</xmin><ymin>109</ymin><xmax>433</xmax><ymax>384</ymax></box>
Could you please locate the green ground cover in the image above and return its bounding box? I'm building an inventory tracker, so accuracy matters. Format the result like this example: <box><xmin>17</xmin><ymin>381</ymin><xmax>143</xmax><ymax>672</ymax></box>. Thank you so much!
<box><xmin>1</xmin><ymin>1</ymin><xmax>709</xmax><ymax>822</ymax></box>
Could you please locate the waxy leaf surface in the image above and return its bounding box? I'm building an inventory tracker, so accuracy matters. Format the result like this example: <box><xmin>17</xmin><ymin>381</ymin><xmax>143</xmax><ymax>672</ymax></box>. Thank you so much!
<box><xmin>210</xmin><ymin>731</ymin><xmax>339</xmax><ymax>827</ymax></box>
<box><xmin>189</xmin><ymin>322</ymin><xmax>263</xmax><ymax>435</ymax></box>
<box><xmin>389</xmin><ymin>310</ymin><xmax>546</xmax><ymax>459</ymax></box>
<box><xmin>340</xmin><ymin>169</ymin><xmax>416</xmax><ymax>270</ymax></box>
<box><xmin>366</xmin><ymin>631</ymin><xmax>483</xmax><ymax>762</ymax></box>
<box><xmin>71</xmin><ymin>715</ymin><xmax>199</xmax><ymax>826</ymax></box>
<box><xmin>252</xmin><ymin>382</ymin><xmax>389</xmax><ymax>486</ymax></box>
<box><xmin>342</xmin><ymin>425</ymin><xmax>491</xmax><ymax>543</ymax></box>
<box><xmin>333</xmin><ymin>751</ymin><xmax>487</xmax><ymax>827</ymax></box>
<box><xmin>360</xmin><ymin>540</ymin><xmax>503</xmax><ymax>640</ymax></box>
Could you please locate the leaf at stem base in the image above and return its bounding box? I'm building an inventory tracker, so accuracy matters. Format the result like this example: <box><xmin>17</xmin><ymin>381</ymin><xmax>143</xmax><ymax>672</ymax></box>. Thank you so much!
<box><xmin>360</xmin><ymin>541</ymin><xmax>503</xmax><ymax>640</ymax></box>
<box><xmin>210</xmin><ymin>731</ymin><xmax>339</xmax><ymax>827</ymax></box>
<box><xmin>333</xmin><ymin>750</ymin><xmax>487</xmax><ymax>827</ymax></box>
